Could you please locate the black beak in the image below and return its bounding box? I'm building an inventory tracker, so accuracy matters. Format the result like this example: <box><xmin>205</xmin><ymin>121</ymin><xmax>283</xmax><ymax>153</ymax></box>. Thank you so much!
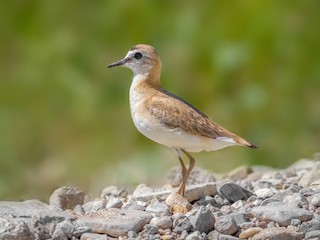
<box><xmin>107</xmin><ymin>58</ymin><xmax>128</xmax><ymax>68</ymax></box>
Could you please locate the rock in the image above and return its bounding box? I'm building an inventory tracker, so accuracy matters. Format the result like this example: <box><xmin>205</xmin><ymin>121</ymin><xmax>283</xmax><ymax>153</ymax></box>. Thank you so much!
<box><xmin>219</xmin><ymin>183</ymin><xmax>253</xmax><ymax>203</ymax></box>
<box><xmin>80</xmin><ymin>233</ymin><xmax>114</xmax><ymax>240</ymax></box>
<box><xmin>255</xmin><ymin>188</ymin><xmax>274</xmax><ymax>199</ymax></box>
<box><xmin>310</xmin><ymin>193</ymin><xmax>320</xmax><ymax>207</ymax></box>
<box><xmin>145</xmin><ymin>202</ymin><xmax>171</xmax><ymax>216</ymax></box>
<box><xmin>105</xmin><ymin>197</ymin><xmax>123</xmax><ymax>209</ymax></box>
<box><xmin>122</xmin><ymin>200</ymin><xmax>147</xmax><ymax>211</ymax></box>
<box><xmin>165</xmin><ymin>193</ymin><xmax>192</xmax><ymax>214</ymax></box>
<box><xmin>150</xmin><ymin>216</ymin><xmax>172</xmax><ymax>229</ymax></box>
<box><xmin>207</xmin><ymin>230</ymin><xmax>220</xmax><ymax>240</ymax></box>
<box><xmin>224</xmin><ymin>166</ymin><xmax>253</xmax><ymax>180</ymax></box>
<box><xmin>172</xmin><ymin>217</ymin><xmax>192</xmax><ymax>234</ymax></box>
<box><xmin>49</xmin><ymin>186</ymin><xmax>85</xmax><ymax>210</ymax></box>
<box><xmin>214</xmin><ymin>215</ymin><xmax>238</xmax><ymax>235</ymax></box>
<box><xmin>186</xmin><ymin>230</ymin><xmax>201</xmax><ymax>240</ymax></box>
<box><xmin>250</xmin><ymin>204</ymin><xmax>313</xmax><ymax>226</ymax></box>
<box><xmin>299</xmin><ymin>162</ymin><xmax>320</xmax><ymax>188</ymax></box>
<box><xmin>141</xmin><ymin>224</ymin><xmax>158</xmax><ymax>235</ymax></box>
<box><xmin>133</xmin><ymin>184</ymin><xmax>154</xmax><ymax>197</ymax></box>
<box><xmin>0</xmin><ymin>200</ymin><xmax>66</xmax><ymax>240</ymax></box>
<box><xmin>74</xmin><ymin>208</ymin><xmax>152</xmax><ymax>237</ymax></box>
<box><xmin>283</xmin><ymin>193</ymin><xmax>306</xmax><ymax>206</ymax></box>
<box><xmin>305</xmin><ymin>230</ymin><xmax>320</xmax><ymax>239</ymax></box>
<box><xmin>218</xmin><ymin>234</ymin><xmax>239</xmax><ymax>240</ymax></box>
<box><xmin>189</xmin><ymin>206</ymin><xmax>215</xmax><ymax>233</ymax></box>
<box><xmin>132</xmin><ymin>182</ymin><xmax>216</xmax><ymax>203</ymax></box>
<box><xmin>298</xmin><ymin>219</ymin><xmax>320</xmax><ymax>233</ymax></box>
<box><xmin>51</xmin><ymin>220</ymin><xmax>75</xmax><ymax>240</ymax></box>
<box><xmin>0</xmin><ymin>217</ymin><xmax>34</xmax><ymax>240</ymax></box>
<box><xmin>82</xmin><ymin>199</ymin><xmax>106</xmax><ymax>213</ymax></box>
<box><xmin>239</xmin><ymin>227</ymin><xmax>262</xmax><ymax>239</ymax></box>
<box><xmin>251</xmin><ymin>227</ymin><xmax>303</xmax><ymax>240</ymax></box>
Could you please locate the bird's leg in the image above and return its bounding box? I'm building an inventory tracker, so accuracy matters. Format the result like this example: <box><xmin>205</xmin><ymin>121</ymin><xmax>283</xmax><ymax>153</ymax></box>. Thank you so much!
<box><xmin>177</xmin><ymin>149</ymin><xmax>195</xmax><ymax>197</ymax></box>
<box><xmin>172</xmin><ymin>148</ymin><xmax>187</xmax><ymax>179</ymax></box>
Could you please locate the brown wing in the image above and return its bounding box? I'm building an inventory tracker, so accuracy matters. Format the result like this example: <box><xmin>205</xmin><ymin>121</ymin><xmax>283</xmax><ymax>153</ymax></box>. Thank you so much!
<box><xmin>145</xmin><ymin>89</ymin><xmax>258</xmax><ymax>148</ymax></box>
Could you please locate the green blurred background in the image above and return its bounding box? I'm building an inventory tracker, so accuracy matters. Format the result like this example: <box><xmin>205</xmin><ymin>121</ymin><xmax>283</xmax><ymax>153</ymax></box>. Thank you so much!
<box><xmin>0</xmin><ymin>1</ymin><xmax>319</xmax><ymax>201</ymax></box>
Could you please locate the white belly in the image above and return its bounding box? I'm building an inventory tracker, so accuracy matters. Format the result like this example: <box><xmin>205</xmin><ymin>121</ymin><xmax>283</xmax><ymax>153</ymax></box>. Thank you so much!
<box><xmin>130</xmin><ymin>104</ymin><xmax>237</xmax><ymax>152</ymax></box>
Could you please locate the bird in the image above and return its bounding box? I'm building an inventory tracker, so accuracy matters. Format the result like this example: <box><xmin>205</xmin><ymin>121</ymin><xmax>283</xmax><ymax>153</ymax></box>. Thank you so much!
<box><xmin>108</xmin><ymin>44</ymin><xmax>258</xmax><ymax>197</ymax></box>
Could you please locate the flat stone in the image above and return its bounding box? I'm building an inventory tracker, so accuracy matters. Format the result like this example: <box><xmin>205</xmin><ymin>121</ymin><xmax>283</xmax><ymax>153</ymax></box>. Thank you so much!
<box><xmin>250</xmin><ymin>204</ymin><xmax>313</xmax><ymax>226</ymax></box>
<box><xmin>150</xmin><ymin>216</ymin><xmax>172</xmax><ymax>229</ymax></box>
<box><xmin>239</xmin><ymin>227</ymin><xmax>262</xmax><ymax>239</ymax></box>
<box><xmin>219</xmin><ymin>183</ymin><xmax>253</xmax><ymax>203</ymax></box>
<box><xmin>255</xmin><ymin>188</ymin><xmax>274</xmax><ymax>199</ymax></box>
<box><xmin>0</xmin><ymin>200</ymin><xmax>66</xmax><ymax>239</ymax></box>
<box><xmin>311</xmin><ymin>194</ymin><xmax>320</xmax><ymax>207</ymax></box>
<box><xmin>214</xmin><ymin>215</ymin><xmax>238</xmax><ymax>235</ymax></box>
<box><xmin>299</xmin><ymin>162</ymin><xmax>320</xmax><ymax>188</ymax></box>
<box><xmin>132</xmin><ymin>182</ymin><xmax>216</xmax><ymax>203</ymax></box>
<box><xmin>0</xmin><ymin>217</ymin><xmax>34</xmax><ymax>240</ymax></box>
<box><xmin>252</xmin><ymin>227</ymin><xmax>303</xmax><ymax>240</ymax></box>
<box><xmin>82</xmin><ymin>199</ymin><xmax>106</xmax><ymax>213</ymax></box>
<box><xmin>186</xmin><ymin>230</ymin><xmax>201</xmax><ymax>240</ymax></box>
<box><xmin>219</xmin><ymin>234</ymin><xmax>239</xmax><ymax>240</ymax></box>
<box><xmin>145</xmin><ymin>202</ymin><xmax>171</xmax><ymax>216</ymax></box>
<box><xmin>305</xmin><ymin>230</ymin><xmax>320</xmax><ymax>239</ymax></box>
<box><xmin>74</xmin><ymin>208</ymin><xmax>152</xmax><ymax>237</ymax></box>
<box><xmin>80</xmin><ymin>233</ymin><xmax>114</xmax><ymax>240</ymax></box>
<box><xmin>49</xmin><ymin>186</ymin><xmax>85</xmax><ymax>210</ymax></box>
<box><xmin>189</xmin><ymin>206</ymin><xmax>215</xmax><ymax>233</ymax></box>
<box><xmin>105</xmin><ymin>197</ymin><xmax>123</xmax><ymax>209</ymax></box>
<box><xmin>165</xmin><ymin>193</ymin><xmax>192</xmax><ymax>214</ymax></box>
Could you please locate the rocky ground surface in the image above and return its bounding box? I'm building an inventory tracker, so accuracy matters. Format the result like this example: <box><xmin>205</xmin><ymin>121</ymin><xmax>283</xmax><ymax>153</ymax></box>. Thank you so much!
<box><xmin>1</xmin><ymin>155</ymin><xmax>320</xmax><ymax>240</ymax></box>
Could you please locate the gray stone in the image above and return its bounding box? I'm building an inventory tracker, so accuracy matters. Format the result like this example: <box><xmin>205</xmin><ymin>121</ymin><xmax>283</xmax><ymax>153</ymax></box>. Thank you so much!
<box><xmin>49</xmin><ymin>186</ymin><xmax>85</xmax><ymax>210</ymax></box>
<box><xmin>80</xmin><ymin>233</ymin><xmax>114</xmax><ymax>240</ymax></box>
<box><xmin>132</xmin><ymin>182</ymin><xmax>216</xmax><ymax>203</ymax></box>
<box><xmin>145</xmin><ymin>202</ymin><xmax>171</xmax><ymax>216</ymax></box>
<box><xmin>219</xmin><ymin>234</ymin><xmax>239</xmax><ymax>240</ymax></box>
<box><xmin>214</xmin><ymin>215</ymin><xmax>238</xmax><ymax>235</ymax></box>
<box><xmin>127</xmin><ymin>230</ymin><xmax>138</xmax><ymax>238</ymax></box>
<box><xmin>305</xmin><ymin>230</ymin><xmax>320</xmax><ymax>239</ymax></box>
<box><xmin>299</xmin><ymin>162</ymin><xmax>320</xmax><ymax>188</ymax></box>
<box><xmin>311</xmin><ymin>194</ymin><xmax>320</xmax><ymax>207</ymax></box>
<box><xmin>207</xmin><ymin>230</ymin><xmax>220</xmax><ymax>240</ymax></box>
<box><xmin>150</xmin><ymin>216</ymin><xmax>172</xmax><ymax>229</ymax></box>
<box><xmin>142</xmin><ymin>224</ymin><xmax>158</xmax><ymax>235</ymax></box>
<box><xmin>250</xmin><ymin>204</ymin><xmax>313</xmax><ymax>226</ymax></box>
<box><xmin>283</xmin><ymin>193</ymin><xmax>306</xmax><ymax>206</ymax></box>
<box><xmin>0</xmin><ymin>217</ymin><xmax>34</xmax><ymax>240</ymax></box>
<box><xmin>251</xmin><ymin>227</ymin><xmax>303</xmax><ymax>240</ymax></box>
<box><xmin>298</xmin><ymin>219</ymin><xmax>320</xmax><ymax>233</ymax></box>
<box><xmin>189</xmin><ymin>206</ymin><xmax>215</xmax><ymax>233</ymax></box>
<box><xmin>186</xmin><ymin>230</ymin><xmax>201</xmax><ymax>240</ymax></box>
<box><xmin>105</xmin><ymin>197</ymin><xmax>123</xmax><ymax>209</ymax></box>
<box><xmin>255</xmin><ymin>188</ymin><xmax>274</xmax><ymax>199</ymax></box>
<box><xmin>52</xmin><ymin>220</ymin><xmax>75</xmax><ymax>240</ymax></box>
<box><xmin>82</xmin><ymin>199</ymin><xmax>106</xmax><ymax>213</ymax></box>
<box><xmin>172</xmin><ymin>217</ymin><xmax>192</xmax><ymax>234</ymax></box>
<box><xmin>219</xmin><ymin>183</ymin><xmax>253</xmax><ymax>203</ymax></box>
<box><xmin>0</xmin><ymin>200</ymin><xmax>66</xmax><ymax>240</ymax></box>
<box><xmin>74</xmin><ymin>208</ymin><xmax>152</xmax><ymax>237</ymax></box>
<box><xmin>291</xmin><ymin>219</ymin><xmax>302</xmax><ymax>226</ymax></box>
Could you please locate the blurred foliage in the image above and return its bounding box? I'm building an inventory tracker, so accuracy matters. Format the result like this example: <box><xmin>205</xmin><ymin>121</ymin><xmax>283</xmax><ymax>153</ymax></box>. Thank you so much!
<box><xmin>0</xmin><ymin>0</ymin><xmax>319</xmax><ymax>200</ymax></box>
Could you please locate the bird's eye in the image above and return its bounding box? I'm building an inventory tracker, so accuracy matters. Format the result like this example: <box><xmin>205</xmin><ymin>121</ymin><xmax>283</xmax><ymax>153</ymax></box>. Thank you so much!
<box><xmin>134</xmin><ymin>52</ymin><xmax>143</xmax><ymax>59</ymax></box>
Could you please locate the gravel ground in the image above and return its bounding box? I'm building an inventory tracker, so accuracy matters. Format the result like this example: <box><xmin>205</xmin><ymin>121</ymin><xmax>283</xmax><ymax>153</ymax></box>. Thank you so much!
<box><xmin>1</xmin><ymin>154</ymin><xmax>320</xmax><ymax>240</ymax></box>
